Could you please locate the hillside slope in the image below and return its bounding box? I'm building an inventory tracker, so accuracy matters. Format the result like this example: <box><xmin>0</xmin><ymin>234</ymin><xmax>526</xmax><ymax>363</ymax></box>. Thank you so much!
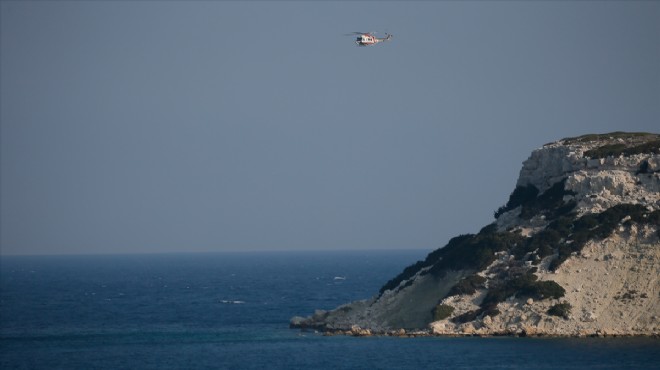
<box><xmin>291</xmin><ymin>132</ymin><xmax>660</xmax><ymax>336</ymax></box>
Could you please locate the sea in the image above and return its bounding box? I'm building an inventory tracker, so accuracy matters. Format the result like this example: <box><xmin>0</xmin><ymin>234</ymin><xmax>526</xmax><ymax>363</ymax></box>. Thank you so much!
<box><xmin>1</xmin><ymin>250</ymin><xmax>658</xmax><ymax>369</ymax></box>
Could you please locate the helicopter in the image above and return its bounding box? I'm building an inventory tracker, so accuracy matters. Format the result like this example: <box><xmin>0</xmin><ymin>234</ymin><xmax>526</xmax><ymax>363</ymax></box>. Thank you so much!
<box><xmin>349</xmin><ymin>32</ymin><xmax>392</xmax><ymax>47</ymax></box>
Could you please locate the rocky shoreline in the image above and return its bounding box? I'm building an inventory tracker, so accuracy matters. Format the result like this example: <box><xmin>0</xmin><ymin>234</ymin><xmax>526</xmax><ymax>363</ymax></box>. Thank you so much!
<box><xmin>302</xmin><ymin>327</ymin><xmax>660</xmax><ymax>339</ymax></box>
<box><xmin>291</xmin><ymin>325</ymin><xmax>660</xmax><ymax>339</ymax></box>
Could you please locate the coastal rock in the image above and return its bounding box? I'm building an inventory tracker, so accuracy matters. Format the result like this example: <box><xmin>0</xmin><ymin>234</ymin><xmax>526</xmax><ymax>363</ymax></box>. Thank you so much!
<box><xmin>350</xmin><ymin>325</ymin><xmax>372</xmax><ymax>337</ymax></box>
<box><xmin>291</xmin><ymin>132</ymin><xmax>660</xmax><ymax>337</ymax></box>
<box><xmin>290</xmin><ymin>316</ymin><xmax>307</xmax><ymax>328</ymax></box>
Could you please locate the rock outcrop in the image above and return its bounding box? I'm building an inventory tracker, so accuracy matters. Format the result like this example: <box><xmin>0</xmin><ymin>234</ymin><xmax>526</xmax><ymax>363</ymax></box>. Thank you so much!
<box><xmin>292</xmin><ymin>132</ymin><xmax>660</xmax><ymax>337</ymax></box>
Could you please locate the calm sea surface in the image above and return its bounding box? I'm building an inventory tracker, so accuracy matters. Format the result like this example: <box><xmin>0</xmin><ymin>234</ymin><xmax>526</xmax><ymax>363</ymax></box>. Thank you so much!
<box><xmin>1</xmin><ymin>251</ymin><xmax>658</xmax><ymax>369</ymax></box>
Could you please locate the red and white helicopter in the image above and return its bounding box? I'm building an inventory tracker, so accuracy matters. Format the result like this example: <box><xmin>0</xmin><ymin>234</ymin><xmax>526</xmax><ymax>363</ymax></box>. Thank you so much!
<box><xmin>349</xmin><ymin>32</ymin><xmax>393</xmax><ymax>47</ymax></box>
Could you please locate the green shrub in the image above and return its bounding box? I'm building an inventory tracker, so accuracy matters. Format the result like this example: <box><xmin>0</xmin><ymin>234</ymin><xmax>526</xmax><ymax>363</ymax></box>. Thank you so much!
<box><xmin>584</xmin><ymin>144</ymin><xmax>627</xmax><ymax>159</ymax></box>
<box><xmin>448</xmin><ymin>275</ymin><xmax>487</xmax><ymax>296</ymax></box>
<box><xmin>379</xmin><ymin>259</ymin><xmax>428</xmax><ymax>294</ymax></box>
<box><xmin>481</xmin><ymin>287</ymin><xmax>512</xmax><ymax>308</ymax></box>
<box><xmin>624</xmin><ymin>139</ymin><xmax>660</xmax><ymax>156</ymax></box>
<box><xmin>428</xmin><ymin>230</ymin><xmax>525</xmax><ymax>277</ymax></box>
<box><xmin>495</xmin><ymin>179</ymin><xmax>576</xmax><ymax>221</ymax></box>
<box><xmin>547</xmin><ymin>302</ymin><xmax>572</xmax><ymax>319</ymax></box>
<box><xmin>432</xmin><ymin>304</ymin><xmax>455</xmax><ymax>321</ymax></box>
<box><xmin>482</xmin><ymin>305</ymin><xmax>501</xmax><ymax>318</ymax></box>
<box><xmin>548</xmin><ymin>257</ymin><xmax>563</xmax><ymax>272</ymax></box>
<box><xmin>648</xmin><ymin>210</ymin><xmax>660</xmax><ymax>225</ymax></box>
<box><xmin>615</xmin><ymin>290</ymin><xmax>644</xmax><ymax>301</ymax></box>
<box><xmin>451</xmin><ymin>304</ymin><xmax>502</xmax><ymax>323</ymax></box>
<box><xmin>524</xmin><ymin>280</ymin><xmax>565</xmax><ymax>299</ymax></box>
<box><xmin>378</xmin><ymin>233</ymin><xmax>480</xmax><ymax>294</ymax></box>
<box><xmin>494</xmin><ymin>185</ymin><xmax>539</xmax><ymax>218</ymax></box>
<box><xmin>452</xmin><ymin>309</ymin><xmax>481</xmax><ymax>324</ymax></box>
<box><xmin>637</xmin><ymin>160</ymin><xmax>651</xmax><ymax>174</ymax></box>
<box><xmin>519</xmin><ymin>179</ymin><xmax>576</xmax><ymax>220</ymax></box>
<box><xmin>547</xmin><ymin>203</ymin><xmax>652</xmax><ymax>271</ymax></box>
<box><xmin>481</xmin><ymin>271</ymin><xmax>565</xmax><ymax>309</ymax></box>
<box><xmin>513</xmin><ymin>229</ymin><xmax>561</xmax><ymax>260</ymax></box>
<box><xmin>379</xmin><ymin>226</ymin><xmax>526</xmax><ymax>295</ymax></box>
<box><xmin>561</xmin><ymin>132</ymin><xmax>656</xmax><ymax>145</ymax></box>
<box><xmin>584</xmin><ymin>139</ymin><xmax>660</xmax><ymax>159</ymax></box>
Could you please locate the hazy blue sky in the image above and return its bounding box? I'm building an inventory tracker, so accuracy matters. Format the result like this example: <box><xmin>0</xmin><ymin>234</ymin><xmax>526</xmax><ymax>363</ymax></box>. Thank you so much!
<box><xmin>1</xmin><ymin>1</ymin><xmax>659</xmax><ymax>255</ymax></box>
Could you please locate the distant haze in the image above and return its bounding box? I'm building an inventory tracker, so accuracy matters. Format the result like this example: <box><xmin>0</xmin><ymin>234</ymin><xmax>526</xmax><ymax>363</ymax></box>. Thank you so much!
<box><xmin>1</xmin><ymin>2</ymin><xmax>659</xmax><ymax>255</ymax></box>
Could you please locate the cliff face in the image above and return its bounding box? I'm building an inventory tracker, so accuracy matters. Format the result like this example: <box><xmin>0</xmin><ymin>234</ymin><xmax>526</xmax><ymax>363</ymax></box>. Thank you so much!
<box><xmin>292</xmin><ymin>133</ymin><xmax>660</xmax><ymax>336</ymax></box>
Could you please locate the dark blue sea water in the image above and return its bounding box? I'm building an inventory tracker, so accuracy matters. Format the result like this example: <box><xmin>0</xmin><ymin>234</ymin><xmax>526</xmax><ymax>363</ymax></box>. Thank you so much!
<box><xmin>1</xmin><ymin>250</ymin><xmax>658</xmax><ymax>369</ymax></box>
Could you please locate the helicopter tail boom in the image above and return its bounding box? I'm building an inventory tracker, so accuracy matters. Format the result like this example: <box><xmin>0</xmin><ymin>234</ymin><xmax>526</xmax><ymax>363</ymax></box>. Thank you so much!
<box><xmin>376</xmin><ymin>34</ymin><xmax>392</xmax><ymax>43</ymax></box>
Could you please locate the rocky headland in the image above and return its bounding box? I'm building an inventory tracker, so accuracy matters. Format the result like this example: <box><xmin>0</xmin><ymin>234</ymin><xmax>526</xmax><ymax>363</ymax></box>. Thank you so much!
<box><xmin>291</xmin><ymin>132</ymin><xmax>660</xmax><ymax>337</ymax></box>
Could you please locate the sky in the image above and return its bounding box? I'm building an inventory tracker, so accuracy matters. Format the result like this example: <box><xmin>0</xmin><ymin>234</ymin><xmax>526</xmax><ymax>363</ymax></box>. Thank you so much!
<box><xmin>1</xmin><ymin>1</ymin><xmax>659</xmax><ymax>255</ymax></box>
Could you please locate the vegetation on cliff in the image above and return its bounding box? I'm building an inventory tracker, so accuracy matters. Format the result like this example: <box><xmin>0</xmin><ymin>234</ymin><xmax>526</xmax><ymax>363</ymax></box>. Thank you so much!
<box><xmin>584</xmin><ymin>140</ymin><xmax>660</xmax><ymax>159</ymax></box>
<box><xmin>545</xmin><ymin>204</ymin><xmax>660</xmax><ymax>271</ymax></box>
<box><xmin>561</xmin><ymin>131</ymin><xmax>658</xmax><ymax>145</ymax></box>
<box><xmin>378</xmin><ymin>225</ymin><xmax>525</xmax><ymax>294</ymax></box>
<box><xmin>388</xmin><ymin>200</ymin><xmax>660</xmax><ymax>324</ymax></box>
<box><xmin>432</xmin><ymin>304</ymin><xmax>455</xmax><ymax>321</ymax></box>
<box><xmin>494</xmin><ymin>179</ymin><xmax>576</xmax><ymax>220</ymax></box>
<box><xmin>380</xmin><ymin>132</ymin><xmax>660</xmax><ymax>299</ymax></box>
<box><xmin>447</xmin><ymin>275</ymin><xmax>487</xmax><ymax>296</ymax></box>
<box><xmin>547</xmin><ymin>302</ymin><xmax>572</xmax><ymax>319</ymax></box>
<box><xmin>481</xmin><ymin>271</ymin><xmax>565</xmax><ymax>309</ymax></box>
<box><xmin>558</xmin><ymin>131</ymin><xmax>660</xmax><ymax>159</ymax></box>
<box><xmin>382</xmin><ymin>201</ymin><xmax>658</xmax><ymax>303</ymax></box>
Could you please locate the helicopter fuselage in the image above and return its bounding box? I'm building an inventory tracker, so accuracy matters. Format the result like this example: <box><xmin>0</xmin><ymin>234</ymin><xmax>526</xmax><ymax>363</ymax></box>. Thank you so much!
<box><xmin>355</xmin><ymin>34</ymin><xmax>378</xmax><ymax>46</ymax></box>
<box><xmin>354</xmin><ymin>33</ymin><xmax>391</xmax><ymax>46</ymax></box>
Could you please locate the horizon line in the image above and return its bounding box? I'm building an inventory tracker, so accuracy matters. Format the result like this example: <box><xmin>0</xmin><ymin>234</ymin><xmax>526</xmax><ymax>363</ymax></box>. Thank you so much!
<box><xmin>0</xmin><ymin>247</ymin><xmax>432</xmax><ymax>258</ymax></box>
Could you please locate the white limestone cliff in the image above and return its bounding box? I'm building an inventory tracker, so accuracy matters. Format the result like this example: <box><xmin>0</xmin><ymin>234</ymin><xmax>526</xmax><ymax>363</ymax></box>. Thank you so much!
<box><xmin>292</xmin><ymin>133</ymin><xmax>660</xmax><ymax>337</ymax></box>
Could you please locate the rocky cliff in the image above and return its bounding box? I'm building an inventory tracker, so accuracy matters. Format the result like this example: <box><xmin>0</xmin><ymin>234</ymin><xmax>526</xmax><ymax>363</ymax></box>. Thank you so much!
<box><xmin>291</xmin><ymin>132</ymin><xmax>660</xmax><ymax>337</ymax></box>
